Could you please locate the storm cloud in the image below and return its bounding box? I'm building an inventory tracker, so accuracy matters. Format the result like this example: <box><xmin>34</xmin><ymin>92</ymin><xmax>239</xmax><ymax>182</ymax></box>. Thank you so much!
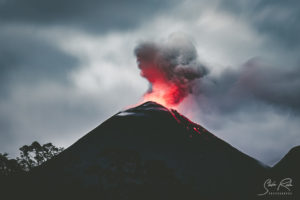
<box><xmin>219</xmin><ymin>0</ymin><xmax>300</xmax><ymax>48</ymax></box>
<box><xmin>0</xmin><ymin>0</ymin><xmax>177</xmax><ymax>33</ymax></box>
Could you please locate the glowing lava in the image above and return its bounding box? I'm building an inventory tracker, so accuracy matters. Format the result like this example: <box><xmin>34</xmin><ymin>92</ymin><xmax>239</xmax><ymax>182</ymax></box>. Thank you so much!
<box><xmin>138</xmin><ymin>64</ymin><xmax>186</xmax><ymax>108</ymax></box>
<box><xmin>142</xmin><ymin>81</ymin><xmax>183</xmax><ymax>108</ymax></box>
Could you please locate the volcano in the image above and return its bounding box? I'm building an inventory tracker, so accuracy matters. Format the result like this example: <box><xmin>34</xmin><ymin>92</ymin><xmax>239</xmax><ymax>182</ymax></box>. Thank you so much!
<box><xmin>8</xmin><ymin>101</ymin><xmax>298</xmax><ymax>200</ymax></box>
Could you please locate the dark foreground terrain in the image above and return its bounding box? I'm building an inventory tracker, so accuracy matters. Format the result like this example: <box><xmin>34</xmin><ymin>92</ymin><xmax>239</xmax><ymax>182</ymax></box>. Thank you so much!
<box><xmin>1</xmin><ymin>102</ymin><xmax>299</xmax><ymax>200</ymax></box>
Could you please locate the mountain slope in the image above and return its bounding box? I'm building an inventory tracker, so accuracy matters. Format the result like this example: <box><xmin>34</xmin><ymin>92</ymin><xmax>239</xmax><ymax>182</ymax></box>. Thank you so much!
<box><xmin>18</xmin><ymin>101</ymin><xmax>268</xmax><ymax>199</ymax></box>
<box><xmin>270</xmin><ymin>146</ymin><xmax>300</xmax><ymax>199</ymax></box>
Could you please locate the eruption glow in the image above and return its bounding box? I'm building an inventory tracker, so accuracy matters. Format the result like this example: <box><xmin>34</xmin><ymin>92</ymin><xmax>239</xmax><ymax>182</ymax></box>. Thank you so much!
<box><xmin>135</xmin><ymin>33</ymin><xmax>208</xmax><ymax>108</ymax></box>
<box><xmin>143</xmin><ymin>81</ymin><xmax>183</xmax><ymax>108</ymax></box>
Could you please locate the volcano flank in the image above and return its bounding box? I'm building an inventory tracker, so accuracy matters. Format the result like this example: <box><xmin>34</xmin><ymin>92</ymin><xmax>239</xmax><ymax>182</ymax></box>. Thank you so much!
<box><xmin>6</xmin><ymin>101</ymin><xmax>299</xmax><ymax>200</ymax></box>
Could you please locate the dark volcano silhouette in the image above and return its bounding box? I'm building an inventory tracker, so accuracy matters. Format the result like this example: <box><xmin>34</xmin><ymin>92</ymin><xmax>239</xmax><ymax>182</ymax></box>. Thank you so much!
<box><xmin>268</xmin><ymin>146</ymin><xmax>300</xmax><ymax>199</ymax></box>
<box><xmin>7</xmin><ymin>102</ymin><xmax>298</xmax><ymax>200</ymax></box>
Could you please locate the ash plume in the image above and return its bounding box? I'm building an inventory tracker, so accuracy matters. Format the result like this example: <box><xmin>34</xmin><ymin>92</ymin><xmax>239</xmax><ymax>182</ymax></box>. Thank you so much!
<box><xmin>134</xmin><ymin>33</ymin><xmax>208</xmax><ymax>107</ymax></box>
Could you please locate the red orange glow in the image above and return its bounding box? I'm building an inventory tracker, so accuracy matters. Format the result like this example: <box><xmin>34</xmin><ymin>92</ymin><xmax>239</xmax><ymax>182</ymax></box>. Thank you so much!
<box><xmin>137</xmin><ymin>54</ymin><xmax>189</xmax><ymax>109</ymax></box>
<box><xmin>142</xmin><ymin>81</ymin><xmax>183</xmax><ymax>108</ymax></box>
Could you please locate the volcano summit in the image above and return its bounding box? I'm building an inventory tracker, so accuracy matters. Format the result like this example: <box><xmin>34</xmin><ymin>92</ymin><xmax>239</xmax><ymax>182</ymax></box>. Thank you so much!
<box><xmin>6</xmin><ymin>101</ymin><xmax>298</xmax><ymax>200</ymax></box>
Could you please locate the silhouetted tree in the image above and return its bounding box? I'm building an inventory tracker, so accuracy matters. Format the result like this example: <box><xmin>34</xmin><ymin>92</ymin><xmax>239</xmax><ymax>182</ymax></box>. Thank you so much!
<box><xmin>0</xmin><ymin>152</ymin><xmax>24</xmax><ymax>195</ymax></box>
<box><xmin>1</xmin><ymin>141</ymin><xmax>64</xmax><ymax>175</ymax></box>
<box><xmin>17</xmin><ymin>141</ymin><xmax>64</xmax><ymax>171</ymax></box>
<box><xmin>0</xmin><ymin>153</ymin><xmax>23</xmax><ymax>176</ymax></box>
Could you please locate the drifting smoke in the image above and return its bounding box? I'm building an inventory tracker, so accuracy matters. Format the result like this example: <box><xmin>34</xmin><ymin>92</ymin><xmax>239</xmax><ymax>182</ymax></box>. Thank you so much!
<box><xmin>197</xmin><ymin>58</ymin><xmax>300</xmax><ymax>114</ymax></box>
<box><xmin>134</xmin><ymin>34</ymin><xmax>208</xmax><ymax>107</ymax></box>
<box><xmin>134</xmin><ymin>34</ymin><xmax>300</xmax><ymax>114</ymax></box>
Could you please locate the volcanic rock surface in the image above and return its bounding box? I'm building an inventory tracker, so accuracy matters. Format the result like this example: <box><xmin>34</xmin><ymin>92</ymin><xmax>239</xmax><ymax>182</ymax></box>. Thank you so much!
<box><xmin>10</xmin><ymin>101</ymin><xmax>298</xmax><ymax>200</ymax></box>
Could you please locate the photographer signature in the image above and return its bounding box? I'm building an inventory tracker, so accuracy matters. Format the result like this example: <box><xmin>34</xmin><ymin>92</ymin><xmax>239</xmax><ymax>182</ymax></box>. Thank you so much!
<box><xmin>258</xmin><ymin>178</ymin><xmax>293</xmax><ymax>196</ymax></box>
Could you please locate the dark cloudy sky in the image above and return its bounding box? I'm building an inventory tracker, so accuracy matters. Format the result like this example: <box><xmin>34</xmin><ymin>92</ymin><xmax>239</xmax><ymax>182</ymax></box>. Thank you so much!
<box><xmin>0</xmin><ymin>0</ymin><xmax>299</xmax><ymax>166</ymax></box>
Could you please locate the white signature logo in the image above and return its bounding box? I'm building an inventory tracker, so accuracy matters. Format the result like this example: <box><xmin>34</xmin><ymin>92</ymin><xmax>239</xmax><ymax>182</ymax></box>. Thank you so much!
<box><xmin>258</xmin><ymin>178</ymin><xmax>293</xmax><ymax>196</ymax></box>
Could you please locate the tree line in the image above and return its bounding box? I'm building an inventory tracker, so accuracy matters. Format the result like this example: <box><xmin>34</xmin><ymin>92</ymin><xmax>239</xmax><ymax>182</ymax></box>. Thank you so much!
<box><xmin>0</xmin><ymin>141</ymin><xmax>64</xmax><ymax>176</ymax></box>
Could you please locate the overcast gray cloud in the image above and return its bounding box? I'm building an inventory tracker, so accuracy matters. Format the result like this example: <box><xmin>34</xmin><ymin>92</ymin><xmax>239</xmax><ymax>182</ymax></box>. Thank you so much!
<box><xmin>0</xmin><ymin>0</ymin><xmax>177</xmax><ymax>33</ymax></box>
<box><xmin>0</xmin><ymin>27</ymin><xmax>78</xmax><ymax>86</ymax></box>
<box><xmin>0</xmin><ymin>0</ymin><xmax>299</xmax><ymax>166</ymax></box>
<box><xmin>219</xmin><ymin>0</ymin><xmax>300</xmax><ymax>49</ymax></box>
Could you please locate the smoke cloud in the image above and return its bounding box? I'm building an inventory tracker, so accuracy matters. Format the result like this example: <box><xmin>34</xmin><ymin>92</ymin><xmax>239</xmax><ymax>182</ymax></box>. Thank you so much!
<box><xmin>195</xmin><ymin>58</ymin><xmax>300</xmax><ymax>115</ymax></box>
<box><xmin>134</xmin><ymin>34</ymin><xmax>208</xmax><ymax>107</ymax></box>
<box><xmin>134</xmin><ymin>34</ymin><xmax>300</xmax><ymax>117</ymax></box>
